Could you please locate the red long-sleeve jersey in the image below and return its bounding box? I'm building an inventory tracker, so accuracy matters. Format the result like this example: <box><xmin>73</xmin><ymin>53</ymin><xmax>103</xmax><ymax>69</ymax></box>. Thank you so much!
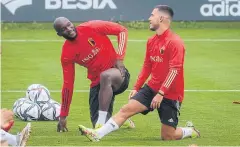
<box><xmin>60</xmin><ymin>20</ymin><xmax>128</xmax><ymax>116</ymax></box>
<box><xmin>134</xmin><ymin>29</ymin><xmax>185</xmax><ymax>102</ymax></box>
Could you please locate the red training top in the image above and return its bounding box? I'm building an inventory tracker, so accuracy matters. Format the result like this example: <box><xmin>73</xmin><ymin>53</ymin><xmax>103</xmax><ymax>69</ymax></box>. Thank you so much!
<box><xmin>60</xmin><ymin>20</ymin><xmax>128</xmax><ymax>116</ymax></box>
<box><xmin>134</xmin><ymin>29</ymin><xmax>185</xmax><ymax>102</ymax></box>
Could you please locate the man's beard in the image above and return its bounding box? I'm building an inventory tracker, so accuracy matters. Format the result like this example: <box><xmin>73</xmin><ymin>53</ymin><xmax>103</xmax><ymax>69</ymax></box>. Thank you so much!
<box><xmin>150</xmin><ymin>24</ymin><xmax>160</xmax><ymax>31</ymax></box>
<box><xmin>63</xmin><ymin>35</ymin><xmax>76</xmax><ymax>41</ymax></box>
<box><xmin>63</xmin><ymin>28</ymin><xmax>77</xmax><ymax>41</ymax></box>
<box><xmin>150</xmin><ymin>27</ymin><xmax>156</xmax><ymax>31</ymax></box>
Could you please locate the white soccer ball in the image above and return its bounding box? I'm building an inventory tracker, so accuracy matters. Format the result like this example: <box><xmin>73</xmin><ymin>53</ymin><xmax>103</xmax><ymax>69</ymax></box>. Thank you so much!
<box><xmin>50</xmin><ymin>99</ymin><xmax>61</xmax><ymax>119</ymax></box>
<box><xmin>17</xmin><ymin>100</ymin><xmax>41</xmax><ymax>121</ymax></box>
<box><xmin>26</xmin><ymin>84</ymin><xmax>50</xmax><ymax>105</ymax></box>
<box><xmin>13</xmin><ymin>97</ymin><xmax>27</xmax><ymax>118</ymax></box>
<box><xmin>40</xmin><ymin>99</ymin><xmax>61</xmax><ymax>121</ymax></box>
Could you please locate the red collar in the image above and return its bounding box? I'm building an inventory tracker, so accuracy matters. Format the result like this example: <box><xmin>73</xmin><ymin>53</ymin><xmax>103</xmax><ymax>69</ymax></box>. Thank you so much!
<box><xmin>157</xmin><ymin>29</ymin><xmax>171</xmax><ymax>40</ymax></box>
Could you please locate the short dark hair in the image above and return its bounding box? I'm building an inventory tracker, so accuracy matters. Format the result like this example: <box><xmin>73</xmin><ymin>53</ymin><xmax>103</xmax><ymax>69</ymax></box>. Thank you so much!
<box><xmin>155</xmin><ymin>5</ymin><xmax>174</xmax><ymax>18</ymax></box>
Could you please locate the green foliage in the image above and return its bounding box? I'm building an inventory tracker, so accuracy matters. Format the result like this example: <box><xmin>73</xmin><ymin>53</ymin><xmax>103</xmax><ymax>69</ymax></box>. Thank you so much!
<box><xmin>2</xmin><ymin>21</ymin><xmax>240</xmax><ymax>31</ymax></box>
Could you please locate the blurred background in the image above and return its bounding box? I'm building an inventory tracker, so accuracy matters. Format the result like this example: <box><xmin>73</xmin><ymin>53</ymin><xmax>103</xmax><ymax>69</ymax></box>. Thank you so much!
<box><xmin>2</xmin><ymin>0</ymin><xmax>240</xmax><ymax>22</ymax></box>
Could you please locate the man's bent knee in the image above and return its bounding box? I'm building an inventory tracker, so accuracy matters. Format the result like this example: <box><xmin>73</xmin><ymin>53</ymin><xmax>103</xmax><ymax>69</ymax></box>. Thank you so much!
<box><xmin>161</xmin><ymin>133</ymin><xmax>176</xmax><ymax>140</ymax></box>
<box><xmin>161</xmin><ymin>124</ymin><xmax>177</xmax><ymax>140</ymax></box>
<box><xmin>100</xmin><ymin>72</ymin><xmax>112</xmax><ymax>82</ymax></box>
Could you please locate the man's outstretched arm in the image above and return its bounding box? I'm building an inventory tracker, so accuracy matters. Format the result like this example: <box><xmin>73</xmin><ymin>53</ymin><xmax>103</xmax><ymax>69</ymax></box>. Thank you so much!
<box><xmin>57</xmin><ymin>55</ymin><xmax>75</xmax><ymax>132</ymax></box>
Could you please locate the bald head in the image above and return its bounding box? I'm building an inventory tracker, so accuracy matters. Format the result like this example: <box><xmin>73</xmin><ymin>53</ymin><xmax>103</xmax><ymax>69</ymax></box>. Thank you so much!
<box><xmin>53</xmin><ymin>17</ymin><xmax>77</xmax><ymax>40</ymax></box>
<box><xmin>53</xmin><ymin>17</ymin><xmax>70</xmax><ymax>32</ymax></box>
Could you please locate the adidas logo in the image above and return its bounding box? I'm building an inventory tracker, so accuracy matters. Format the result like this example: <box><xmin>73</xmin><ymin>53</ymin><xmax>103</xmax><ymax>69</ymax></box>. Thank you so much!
<box><xmin>200</xmin><ymin>0</ymin><xmax>240</xmax><ymax>16</ymax></box>
<box><xmin>110</xmin><ymin>123</ymin><xmax>116</xmax><ymax>128</ymax></box>
<box><xmin>1</xmin><ymin>0</ymin><xmax>32</xmax><ymax>15</ymax></box>
<box><xmin>168</xmin><ymin>118</ymin><xmax>174</xmax><ymax>123</ymax></box>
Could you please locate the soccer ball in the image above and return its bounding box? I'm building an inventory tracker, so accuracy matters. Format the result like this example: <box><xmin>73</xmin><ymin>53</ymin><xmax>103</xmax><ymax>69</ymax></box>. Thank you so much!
<box><xmin>13</xmin><ymin>97</ymin><xmax>27</xmax><ymax>118</ymax></box>
<box><xmin>26</xmin><ymin>84</ymin><xmax>50</xmax><ymax>105</ymax></box>
<box><xmin>17</xmin><ymin>100</ymin><xmax>41</xmax><ymax>121</ymax></box>
<box><xmin>40</xmin><ymin>99</ymin><xmax>61</xmax><ymax>121</ymax></box>
<box><xmin>50</xmin><ymin>99</ymin><xmax>61</xmax><ymax>119</ymax></box>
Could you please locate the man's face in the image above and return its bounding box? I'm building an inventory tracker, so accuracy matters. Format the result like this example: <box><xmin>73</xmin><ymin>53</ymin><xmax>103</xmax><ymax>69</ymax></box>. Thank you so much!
<box><xmin>148</xmin><ymin>8</ymin><xmax>162</xmax><ymax>31</ymax></box>
<box><xmin>57</xmin><ymin>20</ymin><xmax>77</xmax><ymax>40</ymax></box>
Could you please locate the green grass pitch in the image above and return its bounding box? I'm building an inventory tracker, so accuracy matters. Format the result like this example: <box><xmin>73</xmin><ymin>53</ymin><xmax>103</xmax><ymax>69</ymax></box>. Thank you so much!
<box><xmin>1</xmin><ymin>24</ymin><xmax>240</xmax><ymax>146</ymax></box>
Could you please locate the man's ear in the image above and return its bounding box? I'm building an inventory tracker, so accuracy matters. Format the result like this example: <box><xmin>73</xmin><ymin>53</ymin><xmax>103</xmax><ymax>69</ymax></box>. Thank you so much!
<box><xmin>159</xmin><ymin>16</ymin><xmax>164</xmax><ymax>23</ymax></box>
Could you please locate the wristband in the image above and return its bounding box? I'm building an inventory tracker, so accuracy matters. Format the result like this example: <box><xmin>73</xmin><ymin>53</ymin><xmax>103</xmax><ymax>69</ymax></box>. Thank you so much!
<box><xmin>157</xmin><ymin>92</ymin><xmax>164</xmax><ymax>96</ymax></box>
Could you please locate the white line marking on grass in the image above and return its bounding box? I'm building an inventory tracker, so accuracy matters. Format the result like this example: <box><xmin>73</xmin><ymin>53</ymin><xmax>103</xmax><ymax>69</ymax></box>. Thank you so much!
<box><xmin>1</xmin><ymin>39</ymin><xmax>240</xmax><ymax>42</ymax></box>
<box><xmin>1</xmin><ymin>89</ymin><xmax>240</xmax><ymax>93</ymax></box>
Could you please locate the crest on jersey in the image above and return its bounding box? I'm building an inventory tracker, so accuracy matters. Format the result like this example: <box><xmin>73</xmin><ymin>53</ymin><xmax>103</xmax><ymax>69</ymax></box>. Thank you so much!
<box><xmin>160</xmin><ymin>46</ymin><xmax>165</xmax><ymax>55</ymax></box>
<box><xmin>88</xmin><ymin>38</ymin><xmax>96</xmax><ymax>47</ymax></box>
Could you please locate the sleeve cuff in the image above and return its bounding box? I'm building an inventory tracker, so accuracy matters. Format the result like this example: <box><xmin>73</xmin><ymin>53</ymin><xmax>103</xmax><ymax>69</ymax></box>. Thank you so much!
<box><xmin>116</xmin><ymin>55</ymin><xmax>124</xmax><ymax>60</ymax></box>
<box><xmin>160</xmin><ymin>86</ymin><xmax>168</xmax><ymax>94</ymax></box>
<box><xmin>60</xmin><ymin>110</ymin><xmax>69</xmax><ymax>117</ymax></box>
<box><xmin>133</xmin><ymin>86</ymin><xmax>140</xmax><ymax>91</ymax></box>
